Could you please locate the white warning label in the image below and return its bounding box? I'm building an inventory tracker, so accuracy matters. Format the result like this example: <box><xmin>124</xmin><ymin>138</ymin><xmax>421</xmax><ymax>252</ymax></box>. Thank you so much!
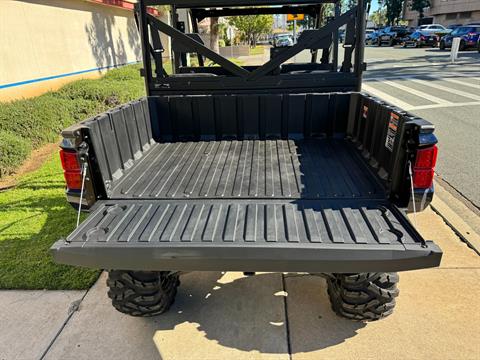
<box><xmin>385</xmin><ymin>112</ymin><xmax>399</xmax><ymax>152</ymax></box>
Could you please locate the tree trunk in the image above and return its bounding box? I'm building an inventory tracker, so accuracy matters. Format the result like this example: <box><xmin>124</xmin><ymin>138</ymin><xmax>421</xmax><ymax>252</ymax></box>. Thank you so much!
<box><xmin>210</xmin><ymin>17</ymin><xmax>220</xmax><ymax>53</ymax></box>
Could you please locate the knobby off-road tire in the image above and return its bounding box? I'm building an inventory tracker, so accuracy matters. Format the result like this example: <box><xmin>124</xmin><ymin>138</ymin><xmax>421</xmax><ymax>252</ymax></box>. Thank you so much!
<box><xmin>107</xmin><ymin>271</ymin><xmax>179</xmax><ymax>317</ymax></box>
<box><xmin>327</xmin><ymin>272</ymin><xmax>399</xmax><ymax>321</ymax></box>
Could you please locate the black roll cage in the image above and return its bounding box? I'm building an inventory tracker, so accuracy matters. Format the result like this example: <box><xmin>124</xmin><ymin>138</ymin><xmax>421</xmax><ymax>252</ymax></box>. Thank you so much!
<box><xmin>135</xmin><ymin>0</ymin><xmax>366</xmax><ymax>95</ymax></box>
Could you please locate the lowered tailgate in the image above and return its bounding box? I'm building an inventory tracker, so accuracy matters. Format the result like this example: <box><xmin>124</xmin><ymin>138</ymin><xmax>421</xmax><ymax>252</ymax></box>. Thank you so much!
<box><xmin>51</xmin><ymin>199</ymin><xmax>441</xmax><ymax>272</ymax></box>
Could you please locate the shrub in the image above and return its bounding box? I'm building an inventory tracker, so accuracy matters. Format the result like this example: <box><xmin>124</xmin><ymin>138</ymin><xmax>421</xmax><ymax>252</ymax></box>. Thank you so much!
<box><xmin>0</xmin><ymin>64</ymin><xmax>145</xmax><ymax>177</ymax></box>
<box><xmin>102</xmin><ymin>63</ymin><xmax>143</xmax><ymax>81</ymax></box>
<box><xmin>0</xmin><ymin>131</ymin><xmax>31</xmax><ymax>177</ymax></box>
<box><xmin>55</xmin><ymin>78</ymin><xmax>144</xmax><ymax>106</ymax></box>
<box><xmin>0</xmin><ymin>94</ymin><xmax>100</xmax><ymax>148</ymax></box>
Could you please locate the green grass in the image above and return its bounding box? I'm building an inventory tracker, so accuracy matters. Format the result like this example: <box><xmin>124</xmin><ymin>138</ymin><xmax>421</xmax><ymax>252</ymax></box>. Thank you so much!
<box><xmin>250</xmin><ymin>46</ymin><xmax>266</xmax><ymax>56</ymax></box>
<box><xmin>0</xmin><ymin>154</ymin><xmax>99</xmax><ymax>289</ymax></box>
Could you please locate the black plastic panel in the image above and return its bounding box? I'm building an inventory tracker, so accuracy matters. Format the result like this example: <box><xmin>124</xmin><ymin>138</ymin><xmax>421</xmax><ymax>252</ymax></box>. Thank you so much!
<box><xmin>52</xmin><ymin>199</ymin><xmax>441</xmax><ymax>272</ymax></box>
<box><xmin>148</xmin><ymin>93</ymin><xmax>351</xmax><ymax>141</ymax></box>
<box><xmin>347</xmin><ymin>93</ymin><xmax>409</xmax><ymax>184</ymax></box>
<box><xmin>110</xmin><ymin>139</ymin><xmax>384</xmax><ymax>200</ymax></box>
<box><xmin>84</xmin><ymin>98</ymin><xmax>155</xmax><ymax>195</ymax></box>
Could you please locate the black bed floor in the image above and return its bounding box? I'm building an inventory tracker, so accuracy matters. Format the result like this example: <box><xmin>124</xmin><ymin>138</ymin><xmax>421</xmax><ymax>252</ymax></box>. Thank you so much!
<box><xmin>110</xmin><ymin>139</ymin><xmax>384</xmax><ymax>200</ymax></box>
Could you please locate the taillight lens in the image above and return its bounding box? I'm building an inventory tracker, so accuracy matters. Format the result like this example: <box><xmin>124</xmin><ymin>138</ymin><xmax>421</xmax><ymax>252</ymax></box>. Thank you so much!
<box><xmin>415</xmin><ymin>146</ymin><xmax>438</xmax><ymax>168</ymax></box>
<box><xmin>63</xmin><ymin>171</ymin><xmax>83</xmax><ymax>190</ymax></box>
<box><xmin>60</xmin><ymin>149</ymin><xmax>82</xmax><ymax>190</ymax></box>
<box><xmin>413</xmin><ymin>145</ymin><xmax>438</xmax><ymax>189</ymax></box>
<box><xmin>60</xmin><ymin>150</ymin><xmax>80</xmax><ymax>171</ymax></box>
<box><xmin>413</xmin><ymin>169</ymin><xmax>435</xmax><ymax>189</ymax></box>
<box><xmin>420</xmin><ymin>36</ymin><xmax>426</xmax><ymax>41</ymax></box>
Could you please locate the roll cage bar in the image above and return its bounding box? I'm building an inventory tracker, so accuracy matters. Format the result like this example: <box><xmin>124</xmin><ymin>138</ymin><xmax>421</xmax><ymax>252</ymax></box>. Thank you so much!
<box><xmin>135</xmin><ymin>0</ymin><xmax>366</xmax><ymax>95</ymax></box>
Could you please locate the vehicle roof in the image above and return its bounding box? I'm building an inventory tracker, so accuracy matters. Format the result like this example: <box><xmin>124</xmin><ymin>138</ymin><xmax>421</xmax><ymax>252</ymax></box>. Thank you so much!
<box><xmin>456</xmin><ymin>25</ymin><xmax>479</xmax><ymax>30</ymax></box>
<box><xmin>143</xmin><ymin>0</ymin><xmax>338</xmax><ymax>8</ymax></box>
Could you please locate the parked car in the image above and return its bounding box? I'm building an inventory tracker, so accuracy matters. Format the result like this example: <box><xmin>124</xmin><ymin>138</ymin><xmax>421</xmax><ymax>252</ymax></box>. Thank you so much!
<box><xmin>439</xmin><ymin>25</ymin><xmax>480</xmax><ymax>50</ymax></box>
<box><xmin>402</xmin><ymin>31</ymin><xmax>439</xmax><ymax>48</ymax></box>
<box><xmin>447</xmin><ymin>24</ymin><xmax>463</xmax><ymax>31</ymax></box>
<box><xmin>366</xmin><ymin>29</ymin><xmax>383</xmax><ymax>45</ymax></box>
<box><xmin>273</xmin><ymin>34</ymin><xmax>293</xmax><ymax>47</ymax></box>
<box><xmin>417</xmin><ymin>24</ymin><xmax>451</xmax><ymax>35</ymax></box>
<box><xmin>378</xmin><ymin>26</ymin><xmax>411</xmax><ymax>46</ymax></box>
<box><xmin>364</xmin><ymin>28</ymin><xmax>374</xmax><ymax>43</ymax></box>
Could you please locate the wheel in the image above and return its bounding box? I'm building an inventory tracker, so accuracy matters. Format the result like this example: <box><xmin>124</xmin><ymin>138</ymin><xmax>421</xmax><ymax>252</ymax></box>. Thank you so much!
<box><xmin>459</xmin><ymin>40</ymin><xmax>466</xmax><ymax>51</ymax></box>
<box><xmin>377</xmin><ymin>40</ymin><xmax>382</xmax><ymax>47</ymax></box>
<box><xmin>388</xmin><ymin>39</ymin><xmax>394</xmax><ymax>47</ymax></box>
<box><xmin>439</xmin><ymin>40</ymin><xmax>445</xmax><ymax>50</ymax></box>
<box><xmin>477</xmin><ymin>41</ymin><xmax>480</xmax><ymax>53</ymax></box>
<box><xmin>327</xmin><ymin>272</ymin><xmax>399</xmax><ymax>321</ymax></box>
<box><xmin>107</xmin><ymin>270</ymin><xmax>180</xmax><ymax>317</ymax></box>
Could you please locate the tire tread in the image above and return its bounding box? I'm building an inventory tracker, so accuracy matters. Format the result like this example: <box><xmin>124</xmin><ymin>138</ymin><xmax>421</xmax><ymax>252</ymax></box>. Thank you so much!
<box><xmin>327</xmin><ymin>272</ymin><xmax>399</xmax><ymax>321</ymax></box>
<box><xmin>107</xmin><ymin>270</ymin><xmax>179</xmax><ymax>317</ymax></box>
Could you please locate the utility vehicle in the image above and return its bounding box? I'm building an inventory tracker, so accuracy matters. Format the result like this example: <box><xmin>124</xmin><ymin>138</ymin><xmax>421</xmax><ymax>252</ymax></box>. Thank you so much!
<box><xmin>52</xmin><ymin>0</ymin><xmax>441</xmax><ymax>321</ymax></box>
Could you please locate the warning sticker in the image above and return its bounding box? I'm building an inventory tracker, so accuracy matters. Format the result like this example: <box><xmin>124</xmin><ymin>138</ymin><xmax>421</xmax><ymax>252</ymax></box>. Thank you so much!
<box><xmin>362</xmin><ymin>105</ymin><xmax>368</xmax><ymax>119</ymax></box>
<box><xmin>385</xmin><ymin>112</ymin><xmax>399</xmax><ymax>152</ymax></box>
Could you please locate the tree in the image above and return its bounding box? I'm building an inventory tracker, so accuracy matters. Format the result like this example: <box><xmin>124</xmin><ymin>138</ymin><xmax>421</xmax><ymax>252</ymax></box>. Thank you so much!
<box><xmin>384</xmin><ymin>0</ymin><xmax>404</xmax><ymax>25</ymax></box>
<box><xmin>370</xmin><ymin>8</ymin><xmax>387</xmax><ymax>27</ymax></box>
<box><xmin>228</xmin><ymin>15</ymin><xmax>274</xmax><ymax>47</ymax></box>
<box><xmin>410</xmin><ymin>0</ymin><xmax>430</xmax><ymax>22</ymax></box>
<box><xmin>209</xmin><ymin>17</ymin><xmax>220</xmax><ymax>53</ymax></box>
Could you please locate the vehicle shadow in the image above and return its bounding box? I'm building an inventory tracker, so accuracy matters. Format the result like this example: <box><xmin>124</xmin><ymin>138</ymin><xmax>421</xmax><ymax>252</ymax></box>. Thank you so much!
<box><xmin>142</xmin><ymin>272</ymin><xmax>365</xmax><ymax>354</ymax></box>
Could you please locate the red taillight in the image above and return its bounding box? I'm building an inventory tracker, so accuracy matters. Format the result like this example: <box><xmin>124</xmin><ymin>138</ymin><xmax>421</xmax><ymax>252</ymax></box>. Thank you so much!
<box><xmin>420</xmin><ymin>35</ymin><xmax>426</xmax><ymax>41</ymax></box>
<box><xmin>415</xmin><ymin>145</ymin><xmax>438</xmax><ymax>168</ymax></box>
<box><xmin>60</xmin><ymin>149</ymin><xmax>81</xmax><ymax>171</ymax></box>
<box><xmin>413</xmin><ymin>145</ymin><xmax>438</xmax><ymax>188</ymax></box>
<box><xmin>63</xmin><ymin>171</ymin><xmax>83</xmax><ymax>190</ymax></box>
<box><xmin>413</xmin><ymin>169</ymin><xmax>435</xmax><ymax>189</ymax></box>
<box><xmin>60</xmin><ymin>149</ymin><xmax>82</xmax><ymax>190</ymax></box>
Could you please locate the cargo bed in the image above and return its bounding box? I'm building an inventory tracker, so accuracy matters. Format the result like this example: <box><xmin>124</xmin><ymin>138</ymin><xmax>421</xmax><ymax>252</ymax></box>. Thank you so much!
<box><xmin>52</xmin><ymin>94</ymin><xmax>442</xmax><ymax>272</ymax></box>
<box><xmin>110</xmin><ymin>139</ymin><xmax>383</xmax><ymax>200</ymax></box>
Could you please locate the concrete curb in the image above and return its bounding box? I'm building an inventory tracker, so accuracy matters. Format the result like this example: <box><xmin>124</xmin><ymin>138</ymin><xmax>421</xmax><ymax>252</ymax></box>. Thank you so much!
<box><xmin>431</xmin><ymin>181</ymin><xmax>480</xmax><ymax>255</ymax></box>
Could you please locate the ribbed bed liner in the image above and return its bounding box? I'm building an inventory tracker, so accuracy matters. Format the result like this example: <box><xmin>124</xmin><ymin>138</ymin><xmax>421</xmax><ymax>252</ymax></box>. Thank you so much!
<box><xmin>110</xmin><ymin>139</ymin><xmax>383</xmax><ymax>200</ymax></box>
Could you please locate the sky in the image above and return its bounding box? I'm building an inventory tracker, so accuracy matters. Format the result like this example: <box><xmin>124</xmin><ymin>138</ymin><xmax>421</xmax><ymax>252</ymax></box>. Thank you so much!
<box><xmin>370</xmin><ymin>0</ymin><xmax>380</xmax><ymax>12</ymax></box>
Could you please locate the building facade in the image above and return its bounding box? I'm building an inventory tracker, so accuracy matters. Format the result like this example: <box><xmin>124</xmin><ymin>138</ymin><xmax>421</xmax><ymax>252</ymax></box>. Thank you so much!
<box><xmin>0</xmin><ymin>0</ymin><xmax>169</xmax><ymax>101</ymax></box>
<box><xmin>403</xmin><ymin>0</ymin><xmax>480</xmax><ymax>27</ymax></box>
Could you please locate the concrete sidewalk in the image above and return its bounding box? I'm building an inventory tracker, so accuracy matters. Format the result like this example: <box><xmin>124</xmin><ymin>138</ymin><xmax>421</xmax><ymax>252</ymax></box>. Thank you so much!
<box><xmin>1</xmin><ymin>206</ymin><xmax>479</xmax><ymax>360</ymax></box>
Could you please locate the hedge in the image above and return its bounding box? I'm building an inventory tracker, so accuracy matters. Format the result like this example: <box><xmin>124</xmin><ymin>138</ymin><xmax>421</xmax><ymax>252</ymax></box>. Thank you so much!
<box><xmin>0</xmin><ymin>131</ymin><xmax>32</xmax><ymax>177</ymax></box>
<box><xmin>0</xmin><ymin>64</ymin><xmax>145</xmax><ymax>177</ymax></box>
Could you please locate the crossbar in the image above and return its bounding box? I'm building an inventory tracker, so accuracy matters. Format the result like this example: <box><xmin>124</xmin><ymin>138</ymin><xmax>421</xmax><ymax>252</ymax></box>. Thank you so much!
<box><xmin>144</xmin><ymin>0</ymin><xmax>338</xmax><ymax>8</ymax></box>
<box><xmin>193</xmin><ymin>5</ymin><xmax>319</xmax><ymax>20</ymax></box>
<box><xmin>246</xmin><ymin>6</ymin><xmax>357</xmax><ymax>81</ymax></box>
<box><xmin>147</xmin><ymin>14</ymin><xmax>250</xmax><ymax>78</ymax></box>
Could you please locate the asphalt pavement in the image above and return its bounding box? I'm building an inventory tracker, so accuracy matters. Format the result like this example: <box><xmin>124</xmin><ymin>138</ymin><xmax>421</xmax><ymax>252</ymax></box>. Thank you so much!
<box><xmin>361</xmin><ymin>46</ymin><xmax>480</xmax><ymax>208</ymax></box>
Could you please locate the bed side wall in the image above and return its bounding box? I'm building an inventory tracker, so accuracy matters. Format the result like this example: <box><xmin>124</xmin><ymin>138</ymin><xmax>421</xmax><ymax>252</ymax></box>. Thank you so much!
<box><xmin>147</xmin><ymin>93</ymin><xmax>352</xmax><ymax>141</ymax></box>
